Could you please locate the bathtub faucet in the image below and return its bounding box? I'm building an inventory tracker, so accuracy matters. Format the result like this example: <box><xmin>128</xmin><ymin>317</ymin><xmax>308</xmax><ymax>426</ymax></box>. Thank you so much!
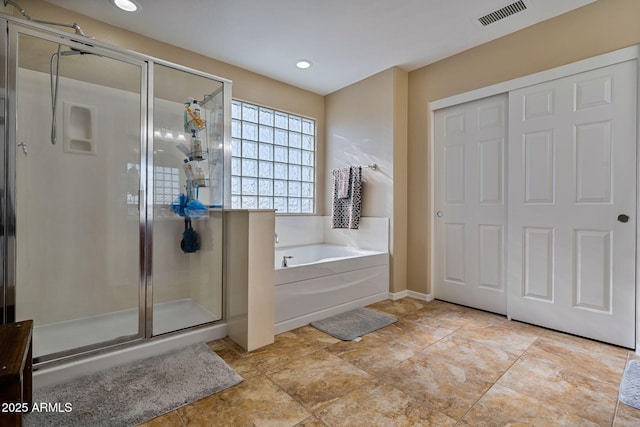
<box><xmin>281</xmin><ymin>255</ymin><xmax>293</xmax><ymax>267</ymax></box>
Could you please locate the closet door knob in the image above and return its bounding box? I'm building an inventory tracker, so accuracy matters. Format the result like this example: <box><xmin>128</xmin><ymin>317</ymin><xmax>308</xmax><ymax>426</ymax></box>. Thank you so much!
<box><xmin>618</xmin><ymin>214</ymin><xmax>630</xmax><ymax>223</ymax></box>
<box><xmin>436</xmin><ymin>211</ymin><xmax>444</xmax><ymax>218</ymax></box>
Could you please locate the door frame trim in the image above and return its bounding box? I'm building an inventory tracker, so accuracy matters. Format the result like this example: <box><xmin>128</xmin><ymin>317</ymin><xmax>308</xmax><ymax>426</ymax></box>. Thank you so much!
<box><xmin>428</xmin><ymin>45</ymin><xmax>640</xmax><ymax>351</ymax></box>
<box><xmin>430</xmin><ymin>46</ymin><xmax>639</xmax><ymax>111</ymax></box>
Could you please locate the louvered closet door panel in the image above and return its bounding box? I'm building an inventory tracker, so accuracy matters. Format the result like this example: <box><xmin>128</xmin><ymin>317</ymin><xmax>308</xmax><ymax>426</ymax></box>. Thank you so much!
<box><xmin>434</xmin><ymin>94</ymin><xmax>507</xmax><ymax>314</ymax></box>
<box><xmin>507</xmin><ymin>60</ymin><xmax>636</xmax><ymax>348</ymax></box>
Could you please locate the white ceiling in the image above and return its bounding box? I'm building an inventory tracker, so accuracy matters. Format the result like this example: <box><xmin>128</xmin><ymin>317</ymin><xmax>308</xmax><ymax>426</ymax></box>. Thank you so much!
<box><xmin>42</xmin><ymin>0</ymin><xmax>596</xmax><ymax>95</ymax></box>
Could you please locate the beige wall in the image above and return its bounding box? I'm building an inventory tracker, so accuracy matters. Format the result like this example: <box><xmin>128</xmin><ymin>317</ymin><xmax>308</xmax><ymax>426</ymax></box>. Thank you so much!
<box><xmin>406</xmin><ymin>0</ymin><xmax>640</xmax><ymax>295</ymax></box>
<box><xmin>325</xmin><ymin>67</ymin><xmax>408</xmax><ymax>292</ymax></box>
<box><xmin>325</xmin><ymin>68</ymin><xmax>394</xmax><ymax>218</ymax></box>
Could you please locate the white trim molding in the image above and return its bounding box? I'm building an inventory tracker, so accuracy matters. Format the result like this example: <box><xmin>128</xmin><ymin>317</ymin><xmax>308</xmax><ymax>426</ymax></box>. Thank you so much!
<box><xmin>389</xmin><ymin>290</ymin><xmax>433</xmax><ymax>301</ymax></box>
<box><xmin>407</xmin><ymin>290</ymin><xmax>433</xmax><ymax>302</ymax></box>
<box><xmin>430</xmin><ymin>45</ymin><xmax>640</xmax><ymax>111</ymax></box>
<box><xmin>388</xmin><ymin>290</ymin><xmax>407</xmax><ymax>300</ymax></box>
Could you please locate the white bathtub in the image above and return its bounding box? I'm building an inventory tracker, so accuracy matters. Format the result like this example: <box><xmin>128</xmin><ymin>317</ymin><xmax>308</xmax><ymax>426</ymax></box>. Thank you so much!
<box><xmin>274</xmin><ymin>244</ymin><xmax>389</xmax><ymax>334</ymax></box>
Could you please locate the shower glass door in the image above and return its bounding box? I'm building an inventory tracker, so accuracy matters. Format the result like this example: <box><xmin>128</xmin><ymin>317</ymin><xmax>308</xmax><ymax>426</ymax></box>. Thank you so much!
<box><xmin>150</xmin><ymin>63</ymin><xmax>226</xmax><ymax>336</ymax></box>
<box><xmin>11</xmin><ymin>28</ymin><xmax>147</xmax><ymax>361</ymax></box>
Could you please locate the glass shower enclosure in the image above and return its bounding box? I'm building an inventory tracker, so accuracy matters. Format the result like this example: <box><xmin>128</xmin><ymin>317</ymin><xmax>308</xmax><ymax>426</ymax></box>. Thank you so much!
<box><xmin>3</xmin><ymin>18</ymin><xmax>230</xmax><ymax>364</ymax></box>
<box><xmin>150</xmin><ymin>64</ymin><xmax>227</xmax><ymax>336</ymax></box>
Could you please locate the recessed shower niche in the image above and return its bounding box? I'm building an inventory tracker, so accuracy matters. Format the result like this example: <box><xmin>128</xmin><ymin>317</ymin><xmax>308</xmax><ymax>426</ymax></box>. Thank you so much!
<box><xmin>63</xmin><ymin>101</ymin><xmax>96</xmax><ymax>154</ymax></box>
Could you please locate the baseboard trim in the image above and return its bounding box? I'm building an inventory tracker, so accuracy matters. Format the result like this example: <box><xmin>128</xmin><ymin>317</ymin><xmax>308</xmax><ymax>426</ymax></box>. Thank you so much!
<box><xmin>388</xmin><ymin>290</ymin><xmax>433</xmax><ymax>301</ymax></box>
<box><xmin>388</xmin><ymin>290</ymin><xmax>407</xmax><ymax>300</ymax></box>
<box><xmin>407</xmin><ymin>290</ymin><xmax>433</xmax><ymax>301</ymax></box>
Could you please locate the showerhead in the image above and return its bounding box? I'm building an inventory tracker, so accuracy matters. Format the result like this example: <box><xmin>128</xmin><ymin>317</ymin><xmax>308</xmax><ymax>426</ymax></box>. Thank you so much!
<box><xmin>70</xmin><ymin>23</ymin><xmax>86</xmax><ymax>37</ymax></box>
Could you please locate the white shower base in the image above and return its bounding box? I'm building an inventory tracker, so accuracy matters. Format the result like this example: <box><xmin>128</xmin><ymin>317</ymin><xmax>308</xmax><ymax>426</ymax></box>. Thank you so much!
<box><xmin>33</xmin><ymin>298</ymin><xmax>227</xmax><ymax>388</ymax></box>
<box><xmin>33</xmin><ymin>298</ymin><xmax>220</xmax><ymax>358</ymax></box>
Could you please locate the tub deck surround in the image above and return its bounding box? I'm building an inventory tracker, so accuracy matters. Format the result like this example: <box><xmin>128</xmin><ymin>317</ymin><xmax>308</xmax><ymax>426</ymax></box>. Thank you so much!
<box><xmin>273</xmin><ymin>217</ymin><xmax>390</xmax><ymax>335</ymax></box>
<box><xmin>274</xmin><ymin>244</ymin><xmax>390</xmax><ymax>334</ymax></box>
<box><xmin>275</xmin><ymin>216</ymin><xmax>389</xmax><ymax>251</ymax></box>
<box><xmin>275</xmin><ymin>244</ymin><xmax>387</xmax><ymax>282</ymax></box>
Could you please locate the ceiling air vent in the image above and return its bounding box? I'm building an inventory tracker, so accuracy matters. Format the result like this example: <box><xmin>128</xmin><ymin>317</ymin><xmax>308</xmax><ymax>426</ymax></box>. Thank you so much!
<box><xmin>478</xmin><ymin>0</ymin><xmax>528</xmax><ymax>26</ymax></box>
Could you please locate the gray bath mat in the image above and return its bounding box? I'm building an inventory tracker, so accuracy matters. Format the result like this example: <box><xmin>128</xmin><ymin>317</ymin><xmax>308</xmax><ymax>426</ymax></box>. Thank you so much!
<box><xmin>619</xmin><ymin>360</ymin><xmax>640</xmax><ymax>409</ymax></box>
<box><xmin>311</xmin><ymin>307</ymin><xmax>397</xmax><ymax>340</ymax></box>
<box><xmin>25</xmin><ymin>342</ymin><xmax>243</xmax><ymax>426</ymax></box>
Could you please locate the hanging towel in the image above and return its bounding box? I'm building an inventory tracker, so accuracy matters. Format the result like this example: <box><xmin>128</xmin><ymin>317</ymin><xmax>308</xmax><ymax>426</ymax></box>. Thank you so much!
<box><xmin>334</xmin><ymin>167</ymin><xmax>351</xmax><ymax>199</ymax></box>
<box><xmin>331</xmin><ymin>166</ymin><xmax>362</xmax><ymax>229</ymax></box>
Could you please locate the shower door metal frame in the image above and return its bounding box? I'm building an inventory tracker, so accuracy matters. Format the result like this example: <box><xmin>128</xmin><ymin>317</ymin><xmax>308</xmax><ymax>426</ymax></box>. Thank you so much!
<box><xmin>5</xmin><ymin>21</ymin><xmax>150</xmax><ymax>362</ymax></box>
<box><xmin>1</xmin><ymin>13</ymin><xmax>232</xmax><ymax>364</ymax></box>
<box><xmin>144</xmin><ymin>60</ymin><xmax>232</xmax><ymax>338</ymax></box>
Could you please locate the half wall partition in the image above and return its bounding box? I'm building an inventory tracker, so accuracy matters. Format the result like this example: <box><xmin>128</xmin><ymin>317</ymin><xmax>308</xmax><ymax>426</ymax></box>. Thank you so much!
<box><xmin>2</xmin><ymin>16</ymin><xmax>231</xmax><ymax>365</ymax></box>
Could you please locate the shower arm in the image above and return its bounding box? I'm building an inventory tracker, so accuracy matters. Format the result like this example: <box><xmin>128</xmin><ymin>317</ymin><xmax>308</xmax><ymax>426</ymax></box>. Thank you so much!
<box><xmin>3</xmin><ymin>0</ymin><xmax>87</xmax><ymax>36</ymax></box>
<box><xmin>31</xmin><ymin>19</ymin><xmax>86</xmax><ymax>37</ymax></box>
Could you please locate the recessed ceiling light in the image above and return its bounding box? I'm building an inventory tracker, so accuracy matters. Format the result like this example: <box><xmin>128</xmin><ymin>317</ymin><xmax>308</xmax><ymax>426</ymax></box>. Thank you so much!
<box><xmin>296</xmin><ymin>60</ymin><xmax>312</xmax><ymax>69</ymax></box>
<box><xmin>113</xmin><ymin>0</ymin><xmax>138</xmax><ymax>12</ymax></box>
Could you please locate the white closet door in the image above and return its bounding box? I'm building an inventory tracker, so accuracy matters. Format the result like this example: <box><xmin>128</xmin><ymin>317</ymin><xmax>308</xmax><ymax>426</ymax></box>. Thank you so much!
<box><xmin>507</xmin><ymin>60</ymin><xmax>637</xmax><ymax>348</ymax></box>
<box><xmin>434</xmin><ymin>94</ymin><xmax>508</xmax><ymax>314</ymax></box>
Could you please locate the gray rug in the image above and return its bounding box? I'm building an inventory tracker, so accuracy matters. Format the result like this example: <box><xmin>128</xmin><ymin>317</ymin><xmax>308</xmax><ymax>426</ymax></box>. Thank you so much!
<box><xmin>311</xmin><ymin>307</ymin><xmax>397</xmax><ymax>341</ymax></box>
<box><xmin>25</xmin><ymin>342</ymin><xmax>243</xmax><ymax>427</ymax></box>
<box><xmin>620</xmin><ymin>360</ymin><xmax>640</xmax><ymax>409</ymax></box>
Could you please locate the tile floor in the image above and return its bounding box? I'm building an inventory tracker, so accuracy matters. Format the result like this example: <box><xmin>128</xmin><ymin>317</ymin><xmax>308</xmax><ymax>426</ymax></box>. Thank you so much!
<box><xmin>139</xmin><ymin>298</ymin><xmax>640</xmax><ymax>426</ymax></box>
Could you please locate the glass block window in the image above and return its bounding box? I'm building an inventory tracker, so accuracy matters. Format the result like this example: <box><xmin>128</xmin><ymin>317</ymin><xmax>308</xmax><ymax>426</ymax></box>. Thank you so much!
<box><xmin>154</xmin><ymin>166</ymin><xmax>181</xmax><ymax>205</ymax></box>
<box><xmin>231</xmin><ymin>100</ymin><xmax>315</xmax><ymax>213</ymax></box>
<box><xmin>127</xmin><ymin>163</ymin><xmax>180</xmax><ymax>205</ymax></box>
